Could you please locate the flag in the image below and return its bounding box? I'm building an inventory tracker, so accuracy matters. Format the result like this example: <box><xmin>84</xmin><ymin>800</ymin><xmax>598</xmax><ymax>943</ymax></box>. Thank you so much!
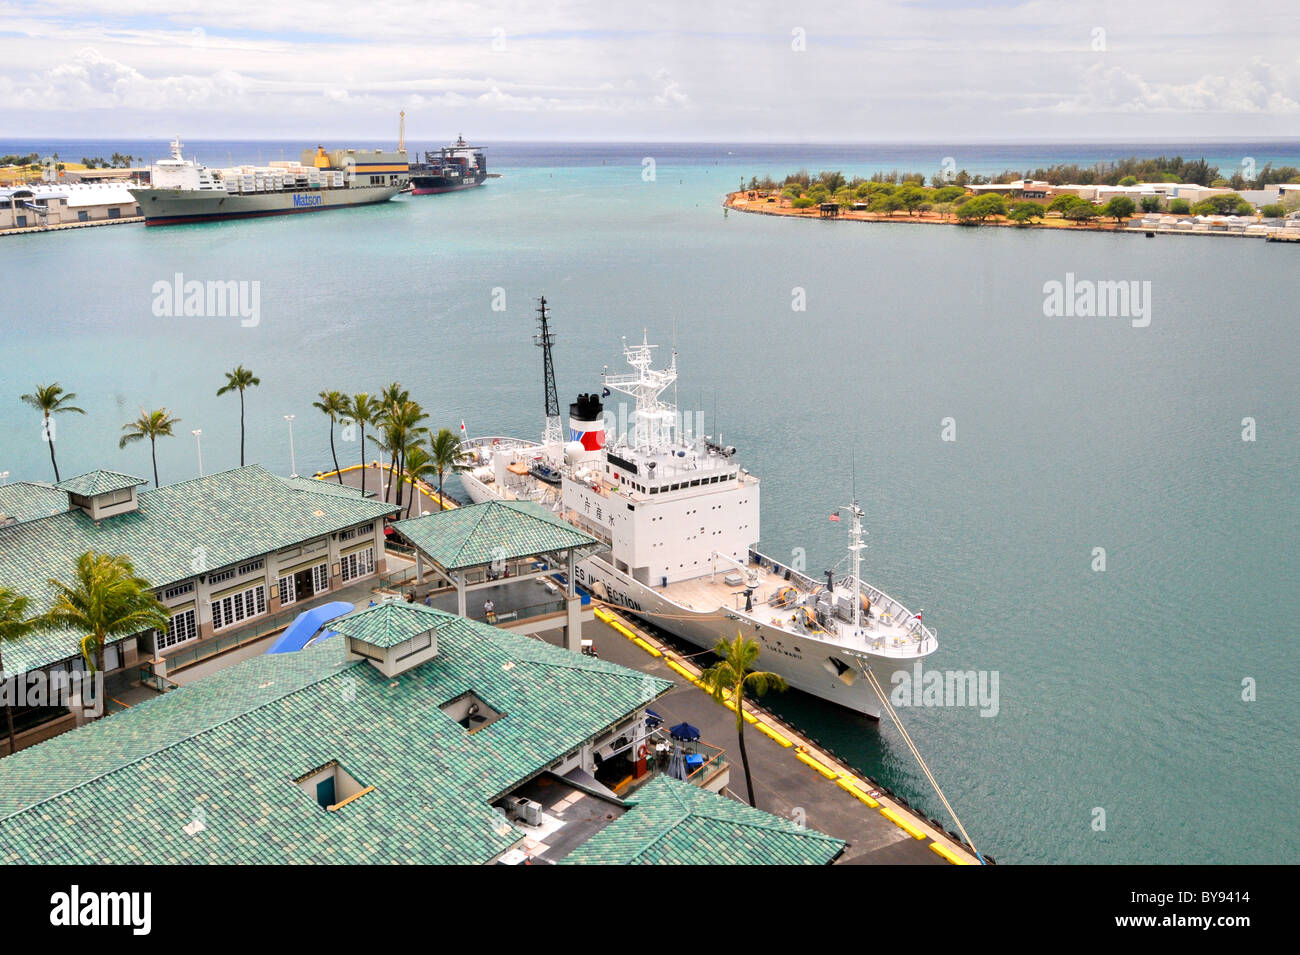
<box><xmin>829</xmin><ymin>512</ymin><xmax>840</xmax><ymax>522</ymax></box>
<box><xmin>459</xmin><ymin>420</ymin><xmax>466</xmax><ymax>433</ymax></box>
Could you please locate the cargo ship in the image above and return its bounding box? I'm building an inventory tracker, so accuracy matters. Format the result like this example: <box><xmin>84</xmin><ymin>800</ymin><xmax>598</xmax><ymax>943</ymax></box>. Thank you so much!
<box><xmin>409</xmin><ymin>135</ymin><xmax>488</xmax><ymax>195</ymax></box>
<box><xmin>129</xmin><ymin>138</ymin><xmax>409</xmax><ymax>226</ymax></box>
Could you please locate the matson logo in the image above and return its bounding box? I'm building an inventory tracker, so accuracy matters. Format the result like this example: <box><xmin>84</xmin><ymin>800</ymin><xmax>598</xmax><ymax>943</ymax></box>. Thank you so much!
<box><xmin>293</xmin><ymin>193</ymin><xmax>323</xmax><ymax>207</ymax></box>
<box><xmin>49</xmin><ymin>886</ymin><xmax>151</xmax><ymax>936</ymax></box>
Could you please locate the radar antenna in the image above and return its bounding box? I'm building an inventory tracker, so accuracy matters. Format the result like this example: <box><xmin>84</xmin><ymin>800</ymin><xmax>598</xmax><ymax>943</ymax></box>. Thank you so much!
<box><xmin>534</xmin><ymin>296</ymin><xmax>562</xmax><ymax>450</ymax></box>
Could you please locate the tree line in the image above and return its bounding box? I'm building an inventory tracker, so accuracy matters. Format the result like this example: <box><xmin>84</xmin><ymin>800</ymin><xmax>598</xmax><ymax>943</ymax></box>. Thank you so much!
<box><xmin>16</xmin><ymin>372</ymin><xmax>469</xmax><ymax>516</ymax></box>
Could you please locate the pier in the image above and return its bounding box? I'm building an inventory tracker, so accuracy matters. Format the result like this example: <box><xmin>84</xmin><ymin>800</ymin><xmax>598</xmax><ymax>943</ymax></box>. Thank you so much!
<box><xmin>554</xmin><ymin>605</ymin><xmax>985</xmax><ymax>865</ymax></box>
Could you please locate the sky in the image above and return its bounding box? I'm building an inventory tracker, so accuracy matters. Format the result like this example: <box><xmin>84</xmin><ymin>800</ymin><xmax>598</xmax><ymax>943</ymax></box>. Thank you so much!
<box><xmin>2</xmin><ymin>0</ymin><xmax>1299</xmax><ymax>142</ymax></box>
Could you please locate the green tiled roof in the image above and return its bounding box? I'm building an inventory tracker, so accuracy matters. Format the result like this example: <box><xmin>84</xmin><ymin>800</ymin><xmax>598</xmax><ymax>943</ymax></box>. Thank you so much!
<box><xmin>562</xmin><ymin>776</ymin><xmax>845</xmax><ymax>866</ymax></box>
<box><xmin>0</xmin><ymin>482</ymin><xmax>68</xmax><ymax>524</ymax></box>
<box><xmin>282</xmin><ymin>475</ymin><xmax>378</xmax><ymax>500</ymax></box>
<box><xmin>393</xmin><ymin>499</ymin><xmax>599</xmax><ymax>570</ymax></box>
<box><xmin>327</xmin><ymin>601</ymin><xmax>443</xmax><ymax>648</ymax></box>
<box><xmin>0</xmin><ymin>610</ymin><xmax>673</xmax><ymax>864</ymax></box>
<box><xmin>0</xmin><ymin>465</ymin><xmax>398</xmax><ymax>675</ymax></box>
<box><xmin>54</xmin><ymin>469</ymin><xmax>146</xmax><ymax>497</ymax></box>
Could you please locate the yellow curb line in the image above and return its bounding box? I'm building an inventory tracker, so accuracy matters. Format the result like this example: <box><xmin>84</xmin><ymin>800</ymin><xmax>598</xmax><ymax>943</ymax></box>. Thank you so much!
<box><xmin>592</xmin><ymin>604</ymin><xmax>976</xmax><ymax>865</ymax></box>
<box><xmin>879</xmin><ymin>806</ymin><xmax>928</xmax><ymax>840</ymax></box>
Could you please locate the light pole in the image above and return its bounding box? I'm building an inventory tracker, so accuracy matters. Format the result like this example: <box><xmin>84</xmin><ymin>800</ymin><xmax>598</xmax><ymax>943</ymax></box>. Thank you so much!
<box><xmin>191</xmin><ymin>429</ymin><xmax>203</xmax><ymax>477</ymax></box>
<box><xmin>283</xmin><ymin>415</ymin><xmax>297</xmax><ymax>478</ymax></box>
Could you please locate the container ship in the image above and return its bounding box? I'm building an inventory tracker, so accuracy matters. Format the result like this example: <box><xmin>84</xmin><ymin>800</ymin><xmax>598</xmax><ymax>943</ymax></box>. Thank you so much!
<box><xmin>129</xmin><ymin>138</ymin><xmax>408</xmax><ymax>226</ymax></box>
<box><xmin>452</xmin><ymin>300</ymin><xmax>939</xmax><ymax>718</ymax></box>
<box><xmin>408</xmin><ymin>135</ymin><xmax>488</xmax><ymax>194</ymax></box>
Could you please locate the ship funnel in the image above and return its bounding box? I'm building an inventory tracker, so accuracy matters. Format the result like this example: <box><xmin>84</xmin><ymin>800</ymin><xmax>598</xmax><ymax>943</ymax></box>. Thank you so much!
<box><xmin>567</xmin><ymin>393</ymin><xmax>605</xmax><ymax>462</ymax></box>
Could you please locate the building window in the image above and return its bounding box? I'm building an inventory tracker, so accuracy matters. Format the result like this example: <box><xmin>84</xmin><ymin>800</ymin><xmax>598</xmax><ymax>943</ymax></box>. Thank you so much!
<box><xmin>278</xmin><ymin>574</ymin><xmax>296</xmax><ymax>607</ymax></box>
<box><xmin>212</xmin><ymin>584</ymin><xmax>267</xmax><ymax>630</ymax></box>
<box><xmin>237</xmin><ymin>559</ymin><xmax>264</xmax><ymax>575</ymax></box>
<box><xmin>157</xmin><ymin>607</ymin><xmax>197</xmax><ymax>651</ymax></box>
<box><xmin>78</xmin><ymin>210</ymin><xmax>89</xmax><ymax>222</ymax></box>
<box><xmin>108</xmin><ymin>208</ymin><xmax>120</xmax><ymax>219</ymax></box>
<box><xmin>208</xmin><ymin>567</ymin><xmax>237</xmax><ymax>586</ymax></box>
<box><xmin>339</xmin><ymin>527</ymin><xmax>357</xmax><ymax>542</ymax></box>
<box><xmin>313</xmin><ymin>562</ymin><xmax>329</xmax><ymax>593</ymax></box>
<box><xmin>340</xmin><ymin>547</ymin><xmax>375</xmax><ymax>583</ymax></box>
<box><xmin>163</xmin><ymin>581</ymin><xmax>195</xmax><ymax>600</ymax></box>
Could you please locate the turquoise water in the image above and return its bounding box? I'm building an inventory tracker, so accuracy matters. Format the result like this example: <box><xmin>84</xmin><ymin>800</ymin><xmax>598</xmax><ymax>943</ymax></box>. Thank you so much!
<box><xmin>2</xmin><ymin>143</ymin><xmax>1297</xmax><ymax>864</ymax></box>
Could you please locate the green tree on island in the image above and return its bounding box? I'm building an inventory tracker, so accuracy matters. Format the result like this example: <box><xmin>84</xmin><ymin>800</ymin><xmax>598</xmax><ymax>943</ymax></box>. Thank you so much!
<box><xmin>700</xmin><ymin>632</ymin><xmax>788</xmax><ymax>808</ymax></box>
<box><xmin>1140</xmin><ymin>196</ymin><xmax>1162</xmax><ymax>213</ymax></box>
<box><xmin>1170</xmin><ymin>199</ymin><xmax>1191</xmax><ymax>215</ymax></box>
<box><xmin>956</xmin><ymin>194</ymin><xmax>1006</xmax><ymax>223</ymax></box>
<box><xmin>1047</xmin><ymin>193</ymin><xmax>1084</xmax><ymax>215</ymax></box>
<box><xmin>20</xmin><ymin>383</ymin><xmax>86</xmax><ymax>483</ymax></box>
<box><xmin>44</xmin><ymin>553</ymin><xmax>169</xmax><ymax>710</ymax></box>
<box><xmin>0</xmin><ymin>586</ymin><xmax>46</xmax><ymax>755</ymax></box>
<box><xmin>1007</xmin><ymin>201</ymin><xmax>1044</xmax><ymax>224</ymax></box>
<box><xmin>217</xmin><ymin>365</ymin><xmax>260</xmax><ymax>467</ymax></box>
<box><xmin>119</xmin><ymin>408</ymin><xmax>181</xmax><ymax>487</ymax></box>
<box><xmin>312</xmin><ymin>390</ymin><xmax>349</xmax><ymax>484</ymax></box>
<box><xmin>1064</xmin><ymin>203</ymin><xmax>1101</xmax><ymax>224</ymax></box>
<box><xmin>1103</xmin><ymin>196</ymin><xmax>1137</xmax><ymax>223</ymax></box>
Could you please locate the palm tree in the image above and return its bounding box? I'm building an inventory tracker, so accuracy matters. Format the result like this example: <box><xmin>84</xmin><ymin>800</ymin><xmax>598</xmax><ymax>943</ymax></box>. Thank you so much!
<box><xmin>312</xmin><ymin>390</ymin><xmax>348</xmax><ymax>484</ymax></box>
<box><xmin>700</xmin><ymin>632</ymin><xmax>788</xmax><ymax>808</ymax></box>
<box><xmin>0</xmin><ymin>586</ymin><xmax>45</xmax><ymax>756</ymax></box>
<box><xmin>373</xmin><ymin>397</ymin><xmax>428</xmax><ymax>508</ymax></box>
<box><xmin>119</xmin><ymin>408</ymin><xmax>180</xmax><ymax>487</ymax></box>
<box><xmin>20</xmin><ymin>383</ymin><xmax>85</xmax><ymax>483</ymax></box>
<box><xmin>216</xmin><ymin>365</ymin><xmax>260</xmax><ymax>466</ymax></box>
<box><xmin>401</xmin><ymin>443</ymin><xmax>437</xmax><ymax>518</ymax></box>
<box><xmin>43</xmin><ymin>553</ymin><xmax>169</xmax><ymax>713</ymax></box>
<box><xmin>428</xmin><ymin>427</ymin><xmax>470</xmax><ymax>511</ymax></box>
<box><xmin>345</xmin><ymin>393</ymin><xmax>379</xmax><ymax>498</ymax></box>
<box><xmin>376</xmin><ymin>383</ymin><xmax>412</xmax><ymax>504</ymax></box>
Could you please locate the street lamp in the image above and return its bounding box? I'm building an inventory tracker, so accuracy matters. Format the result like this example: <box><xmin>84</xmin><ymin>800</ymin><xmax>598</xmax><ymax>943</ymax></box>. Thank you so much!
<box><xmin>191</xmin><ymin>429</ymin><xmax>203</xmax><ymax>477</ymax></box>
<box><xmin>283</xmin><ymin>415</ymin><xmax>297</xmax><ymax>478</ymax></box>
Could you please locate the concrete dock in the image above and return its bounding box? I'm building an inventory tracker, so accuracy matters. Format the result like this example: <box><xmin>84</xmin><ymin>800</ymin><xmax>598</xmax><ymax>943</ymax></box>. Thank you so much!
<box><xmin>539</xmin><ymin>606</ymin><xmax>983</xmax><ymax>865</ymax></box>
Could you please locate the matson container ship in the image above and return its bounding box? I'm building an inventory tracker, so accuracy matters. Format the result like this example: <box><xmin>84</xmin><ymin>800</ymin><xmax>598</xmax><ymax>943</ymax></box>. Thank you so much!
<box><xmin>129</xmin><ymin>138</ymin><xmax>409</xmax><ymax>226</ymax></box>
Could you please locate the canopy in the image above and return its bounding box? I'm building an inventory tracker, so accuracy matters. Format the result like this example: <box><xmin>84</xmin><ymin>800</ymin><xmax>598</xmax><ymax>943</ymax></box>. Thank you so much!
<box><xmin>669</xmin><ymin>722</ymin><xmax>700</xmax><ymax>742</ymax></box>
<box><xmin>265</xmin><ymin>601</ymin><xmax>353</xmax><ymax>654</ymax></box>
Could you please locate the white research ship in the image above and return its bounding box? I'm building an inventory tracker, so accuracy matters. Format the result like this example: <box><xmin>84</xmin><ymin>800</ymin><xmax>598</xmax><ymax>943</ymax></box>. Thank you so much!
<box><xmin>456</xmin><ymin>301</ymin><xmax>938</xmax><ymax>718</ymax></box>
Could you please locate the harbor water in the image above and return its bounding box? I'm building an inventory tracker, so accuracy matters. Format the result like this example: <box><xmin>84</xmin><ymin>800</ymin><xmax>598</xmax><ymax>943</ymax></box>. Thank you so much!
<box><xmin>1</xmin><ymin>140</ymin><xmax>1297</xmax><ymax>863</ymax></box>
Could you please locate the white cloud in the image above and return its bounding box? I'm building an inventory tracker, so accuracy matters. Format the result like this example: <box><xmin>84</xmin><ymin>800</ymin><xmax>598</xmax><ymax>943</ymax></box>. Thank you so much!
<box><xmin>1044</xmin><ymin>58</ymin><xmax>1300</xmax><ymax>115</ymax></box>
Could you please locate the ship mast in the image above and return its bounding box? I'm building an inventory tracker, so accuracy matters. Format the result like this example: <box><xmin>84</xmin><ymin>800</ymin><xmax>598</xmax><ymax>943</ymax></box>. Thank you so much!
<box><xmin>535</xmin><ymin>296</ymin><xmax>562</xmax><ymax>451</ymax></box>
<box><xmin>848</xmin><ymin>501</ymin><xmax>866</xmax><ymax>629</ymax></box>
<box><xmin>602</xmin><ymin>331</ymin><xmax>678</xmax><ymax>451</ymax></box>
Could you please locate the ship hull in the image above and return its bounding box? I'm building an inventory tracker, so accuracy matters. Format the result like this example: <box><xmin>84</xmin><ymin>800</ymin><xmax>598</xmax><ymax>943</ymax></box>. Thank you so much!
<box><xmin>460</xmin><ymin>469</ymin><xmax>913</xmax><ymax>718</ymax></box>
<box><xmin>129</xmin><ymin>185</ymin><xmax>401</xmax><ymax>226</ymax></box>
<box><xmin>409</xmin><ymin>176</ymin><xmax>486</xmax><ymax>195</ymax></box>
